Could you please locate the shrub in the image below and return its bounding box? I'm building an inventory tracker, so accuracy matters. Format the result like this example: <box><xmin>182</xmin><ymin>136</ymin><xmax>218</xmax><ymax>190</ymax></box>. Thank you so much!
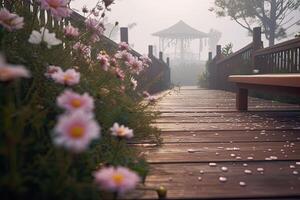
<box><xmin>0</xmin><ymin>1</ymin><xmax>160</xmax><ymax>199</ymax></box>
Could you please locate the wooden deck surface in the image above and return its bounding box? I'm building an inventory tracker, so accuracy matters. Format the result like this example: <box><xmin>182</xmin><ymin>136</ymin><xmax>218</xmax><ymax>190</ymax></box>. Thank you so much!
<box><xmin>130</xmin><ymin>87</ymin><xmax>300</xmax><ymax>199</ymax></box>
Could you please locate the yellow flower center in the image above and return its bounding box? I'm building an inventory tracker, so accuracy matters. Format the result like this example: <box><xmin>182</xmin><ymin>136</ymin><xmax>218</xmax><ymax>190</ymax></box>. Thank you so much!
<box><xmin>69</xmin><ymin>126</ymin><xmax>84</xmax><ymax>139</ymax></box>
<box><xmin>0</xmin><ymin>68</ymin><xmax>11</xmax><ymax>80</ymax></box>
<box><xmin>64</xmin><ymin>74</ymin><xmax>73</xmax><ymax>82</ymax></box>
<box><xmin>3</xmin><ymin>18</ymin><xmax>14</xmax><ymax>26</ymax></box>
<box><xmin>71</xmin><ymin>99</ymin><xmax>82</xmax><ymax>108</ymax></box>
<box><xmin>112</xmin><ymin>173</ymin><xmax>124</xmax><ymax>185</ymax></box>
<box><xmin>116</xmin><ymin>128</ymin><xmax>126</xmax><ymax>136</ymax></box>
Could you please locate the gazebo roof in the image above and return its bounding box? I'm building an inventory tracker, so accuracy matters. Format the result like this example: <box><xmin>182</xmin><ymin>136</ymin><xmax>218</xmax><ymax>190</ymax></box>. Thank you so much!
<box><xmin>152</xmin><ymin>20</ymin><xmax>208</xmax><ymax>39</ymax></box>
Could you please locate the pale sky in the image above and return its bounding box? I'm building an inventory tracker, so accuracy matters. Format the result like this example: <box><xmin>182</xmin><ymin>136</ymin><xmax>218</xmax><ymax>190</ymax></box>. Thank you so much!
<box><xmin>71</xmin><ymin>0</ymin><xmax>299</xmax><ymax>59</ymax></box>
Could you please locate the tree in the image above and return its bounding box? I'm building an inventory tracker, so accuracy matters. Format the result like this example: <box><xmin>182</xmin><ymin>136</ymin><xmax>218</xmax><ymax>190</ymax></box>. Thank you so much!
<box><xmin>210</xmin><ymin>0</ymin><xmax>300</xmax><ymax>46</ymax></box>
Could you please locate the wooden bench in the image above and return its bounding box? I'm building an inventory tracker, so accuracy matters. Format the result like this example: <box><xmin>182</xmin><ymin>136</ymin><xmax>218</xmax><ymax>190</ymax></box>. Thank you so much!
<box><xmin>228</xmin><ymin>74</ymin><xmax>300</xmax><ymax>111</ymax></box>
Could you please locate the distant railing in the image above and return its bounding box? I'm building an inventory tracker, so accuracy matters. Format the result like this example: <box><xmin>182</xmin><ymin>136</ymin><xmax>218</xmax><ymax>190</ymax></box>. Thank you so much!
<box><xmin>208</xmin><ymin>26</ymin><xmax>300</xmax><ymax>91</ymax></box>
<box><xmin>69</xmin><ymin>12</ymin><xmax>171</xmax><ymax>94</ymax></box>
<box><xmin>5</xmin><ymin>0</ymin><xmax>170</xmax><ymax>93</ymax></box>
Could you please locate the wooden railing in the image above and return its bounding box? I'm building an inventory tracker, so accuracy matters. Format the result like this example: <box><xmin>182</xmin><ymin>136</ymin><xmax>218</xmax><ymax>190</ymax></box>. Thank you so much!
<box><xmin>254</xmin><ymin>38</ymin><xmax>300</xmax><ymax>74</ymax></box>
<box><xmin>69</xmin><ymin>12</ymin><xmax>171</xmax><ymax>94</ymax></box>
<box><xmin>3</xmin><ymin>0</ymin><xmax>171</xmax><ymax>93</ymax></box>
<box><xmin>208</xmin><ymin>26</ymin><xmax>300</xmax><ymax>91</ymax></box>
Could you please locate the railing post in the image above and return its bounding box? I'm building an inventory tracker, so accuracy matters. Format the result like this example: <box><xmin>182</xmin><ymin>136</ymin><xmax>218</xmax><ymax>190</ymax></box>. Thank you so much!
<box><xmin>166</xmin><ymin>57</ymin><xmax>171</xmax><ymax>89</ymax></box>
<box><xmin>148</xmin><ymin>45</ymin><xmax>153</xmax><ymax>57</ymax></box>
<box><xmin>215</xmin><ymin>45</ymin><xmax>222</xmax><ymax>88</ymax></box>
<box><xmin>252</xmin><ymin>27</ymin><xmax>262</xmax><ymax>71</ymax></box>
<box><xmin>208</xmin><ymin>52</ymin><xmax>212</xmax><ymax>61</ymax></box>
<box><xmin>216</xmin><ymin>45</ymin><xmax>222</xmax><ymax>59</ymax></box>
<box><xmin>253</xmin><ymin>27</ymin><xmax>262</xmax><ymax>51</ymax></box>
<box><xmin>159</xmin><ymin>51</ymin><xmax>163</xmax><ymax>61</ymax></box>
<box><xmin>120</xmin><ymin>27</ymin><xmax>128</xmax><ymax>43</ymax></box>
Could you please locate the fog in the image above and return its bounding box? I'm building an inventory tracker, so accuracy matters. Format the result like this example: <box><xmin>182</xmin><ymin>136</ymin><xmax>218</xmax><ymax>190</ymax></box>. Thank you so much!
<box><xmin>72</xmin><ymin>1</ymin><xmax>246</xmax><ymax>55</ymax></box>
<box><xmin>71</xmin><ymin>0</ymin><xmax>299</xmax><ymax>85</ymax></box>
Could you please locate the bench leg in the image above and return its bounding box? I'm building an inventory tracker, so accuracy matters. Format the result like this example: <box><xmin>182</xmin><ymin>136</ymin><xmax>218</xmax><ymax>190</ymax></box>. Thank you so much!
<box><xmin>236</xmin><ymin>88</ymin><xmax>248</xmax><ymax>111</ymax></box>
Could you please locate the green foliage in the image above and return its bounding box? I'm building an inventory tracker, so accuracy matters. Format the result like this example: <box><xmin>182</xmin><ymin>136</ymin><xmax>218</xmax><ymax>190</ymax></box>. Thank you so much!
<box><xmin>210</xmin><ymin>0</ymin><xmax>300</xmax><ymax>46</ymax></box>
<box><xmin>222</xmin><ymin>43</ymin><xmax>233</xmax><ymax>56</ymax></box>
<box><xmin>198</xmin><ymin>61</ymin><xmax>211</xmax><ymax>88</ymax></box>
<box><xmin>0</xmin><ymin>1</ymin><xmax>160</xmax><ymax>199</ymax></box>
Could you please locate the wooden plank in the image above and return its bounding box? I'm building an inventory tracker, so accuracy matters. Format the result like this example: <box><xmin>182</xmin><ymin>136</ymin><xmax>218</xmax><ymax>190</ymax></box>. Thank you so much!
<box><xmin>159</xmin><ymin>130</ymin><xmax>300</xmax><ymax>143</ymax></box>
<box><xmin>138</xmin><ymin>161</ymin><xmax>300</xmax><ymax>199</ymax></box>
<box><xmin>129</xmin><ymin>87</ymin><xmax>300</xmax><ymax>199</ymax></box>
<box><xmin>154</xmin><ymin>122</ymin><xmax>300</xmax><ymax>131</ymax></box>
<box><xmin>140</xmin><ymin>142</ymin><xmax>300</xmax><ymax>163</ymax></box>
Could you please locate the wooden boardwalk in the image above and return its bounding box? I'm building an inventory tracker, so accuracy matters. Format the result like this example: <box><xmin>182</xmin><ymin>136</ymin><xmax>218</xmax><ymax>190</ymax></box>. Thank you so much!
<box><xmin>131</xmin><ymin>87</ymin><xmax>300</xmax><ymax>199</ymax></box>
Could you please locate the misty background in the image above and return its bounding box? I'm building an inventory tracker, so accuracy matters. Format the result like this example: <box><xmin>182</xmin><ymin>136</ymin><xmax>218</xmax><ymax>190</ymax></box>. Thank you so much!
<box><xmin>71</xmin><ymin>0</ymin><xmax>300</xmax><ymax>85</ymax></box>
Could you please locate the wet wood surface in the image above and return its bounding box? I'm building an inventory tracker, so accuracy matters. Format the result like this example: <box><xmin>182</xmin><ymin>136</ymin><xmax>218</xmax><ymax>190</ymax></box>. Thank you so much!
<box><xmin>131</xmin><ymin>87</ymin><xmax>300</xmax><ymax>199</ymax></box>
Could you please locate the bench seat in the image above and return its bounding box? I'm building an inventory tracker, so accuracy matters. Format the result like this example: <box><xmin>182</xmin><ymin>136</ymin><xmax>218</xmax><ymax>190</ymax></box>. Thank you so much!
<box><xmin>228</xmin><ymin>74</ymin><xmax>300</xmax><ymax>111</ymax></box>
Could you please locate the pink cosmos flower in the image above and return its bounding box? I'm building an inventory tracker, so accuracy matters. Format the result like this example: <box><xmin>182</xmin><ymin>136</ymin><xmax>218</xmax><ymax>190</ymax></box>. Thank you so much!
<box><xmin>73</xmin><ymin>42</ymin><xmax>91</xmax><ymax>59</ymax></box>
<box><xmin>110</xmin><ymin>58</ymin><xmax>118</xmax><ymax>67</ymax></box>
<box><xmin>0</xmin><ymin>8</ymin><xmax>24</xmax><ymax>31</ymax></box>
<box><xmin>93</xmin><ymin>166</ymin><xmax>140</xmax><ymax>194</ymax></box>
<box><xmin>110</xmin><ymin>122</ymin><xmax>133</xmax><ymax>139</ymax></box>
<box><xmin>126</xmin><ymin>57</ymin><xmax>144</xmax><ymax>75</ymax></box>
<box><xmin>140</xmin><ymin>55</ymin><xmax>152</xmax><ymax>67</ymax></box>
<box><xmin>52</xmin><ymin>68</ymin><xmax>80</xmax><ymax>86</ymax></box>
<box><xmin>53</xmin><ymin>110</ymin><xmax>101</xmax><ymax>153</ymax></box>
<box><xmin>114</xmin><ymin>67</ymin><xmax>125</xmax><ymax>81</ymax></box>
<box><xmin>85</xmin><ymin>18</ymin><xmax>105</xmax><ymax>42</ymax></box>
<box><xmin>97</xmin><ymin>54</ymin><xmax>110</xmax><ymax>71</ymax></box>
<box><xmin>56</xmin><ymin>89</ymin><xmax>94</xmax><ymax>113</ymax></box>
<box><xmin>146</xmin><ymin>95</ymin><xmax>157</xmax><ymax>103</ymax></box>
<box><xmin>0</xmin><ymin>55</ymin><xmax>30</xmax><ymax>82</ymax></box>
<box><xmin>143</xmin><ymin>91</ymin><xmax>150</xmax><ymax>97</ymax></box>
<box><xmin>40</xmin><ymin>0</ymin><xmax>72</xmax><ymax>20</ymax></box>
<box><xmin>118</xmin><ymin>42</ymin><xmax>130</xmax><ymax>51</ymax></box>
<box><xmin>64</xmin><ymin>24</ymin><xmax>80</xmax><ymax>38</ymax></box>
<box><xmin>114</xmin><ymin>50</ymin><xmax>133</xmax><ymax>62</ymax></box>
<box><xmin>44</xmin><ymin>65</ymin><xmax>62</xmax><ymax>78</ymax></box>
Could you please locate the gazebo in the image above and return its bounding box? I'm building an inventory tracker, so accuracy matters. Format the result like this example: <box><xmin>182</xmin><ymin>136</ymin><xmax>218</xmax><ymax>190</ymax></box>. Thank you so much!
<box><xmin>152</xmin><ymin>20</ymin><xmax>209</xmax><ymax>61</ymax></box>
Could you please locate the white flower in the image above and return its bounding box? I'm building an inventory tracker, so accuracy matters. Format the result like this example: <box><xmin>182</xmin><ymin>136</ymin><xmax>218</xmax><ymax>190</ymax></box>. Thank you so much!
<box><xmin>110</xmin><ymin>123</ymin><xmax>133</xmax><ymax>139</ymax></box>
<box><xmin>130</xmin><ymin>77</ymin><xmax>137</xmax><ymax>90</ymax></box>
<box><xmin>28</xmin><ymin>27</ymin><xmax>62</xmax><ymax>48</ymax></box>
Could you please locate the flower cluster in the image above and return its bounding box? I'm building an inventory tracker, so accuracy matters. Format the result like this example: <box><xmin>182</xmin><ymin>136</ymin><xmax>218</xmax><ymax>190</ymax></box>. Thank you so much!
<box><xmin>114</xmin><ymin>43</ymin><xmax>152</xmax><ymax>75</ymax></box>
<box><xmin>46</xmin><ymin>66</ymin><xmax>80</xmax><ymax>86</ymax></box>
<box><xmin>1</xmin><ymin>0</ymin><xmax>148</xmax><ymax>197</ymax></box>
<box><xmin>73</xmin><ymin>42</ymin><xmax>92</xmax><ymax>59</ymax></box>
<box><xmin>85</xmin><ymin>17</ymin><xmax>105</xmax><ymax>42</ymax></box>
<box><xmin>64</xmin><ymin>24</ymin><xmax>80</xmax><ymax>38</ymax></box>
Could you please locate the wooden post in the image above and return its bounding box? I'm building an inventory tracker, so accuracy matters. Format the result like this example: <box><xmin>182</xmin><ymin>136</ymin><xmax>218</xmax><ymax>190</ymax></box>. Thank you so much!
<box><xmin>236</xmin><ymin>88</ymin><xmax>248</xmax><ymax>111</ymax></box>
<box><xmin>120</xmin><ymin>27</ymin><xmax>128</xmax><ymax>43</ymax></box>
<box><xmin>159</xmin><ymin>51</ymin><xmax>163</xmax><ymax>61</ymax></box>
<box><xmin>208</xmin><ymin>52</ymin><xmax>212</xmax><ymax>61</ymax></box>
<box><xmin>148</xmin><ymin>45</ymin><xmax>153</xmax><ymax>57</ymax></box>
<box><xmin>216</xmin><ymin>45</ymin><xmax>222</xmax><ymax>59</ymax></box>
<box><xmin>253</xmin><ymin>27</ymin><xmax>262</xmax><ymax>51</ymax></box>
<box><xmin>252</xmin><ymin>27</ymin><xmax>262</xmax><ymax>70</ymax></box>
